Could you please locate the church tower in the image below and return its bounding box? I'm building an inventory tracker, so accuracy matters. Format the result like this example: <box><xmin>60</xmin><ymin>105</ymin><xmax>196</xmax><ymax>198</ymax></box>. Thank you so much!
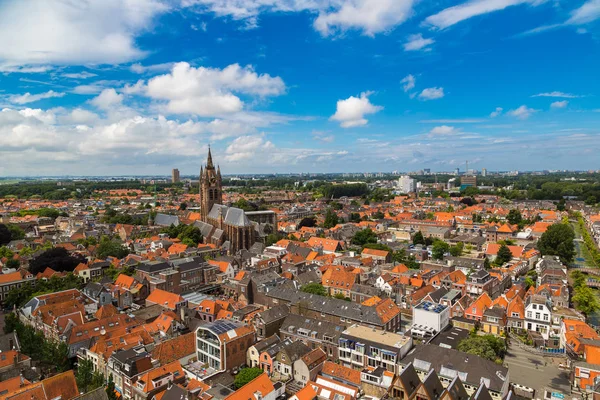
<box><xmin>199</xmin><ymin>147</ymin><xmax>223</xmax><ymax>221</ymax></box>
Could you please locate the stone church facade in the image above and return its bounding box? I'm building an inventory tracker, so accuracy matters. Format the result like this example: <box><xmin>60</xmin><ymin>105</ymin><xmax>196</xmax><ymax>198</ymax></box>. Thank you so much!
<box><xmin>196</xmin><ymin>148</ymin><xmax>263</xmax><ymax>254</ymax></box>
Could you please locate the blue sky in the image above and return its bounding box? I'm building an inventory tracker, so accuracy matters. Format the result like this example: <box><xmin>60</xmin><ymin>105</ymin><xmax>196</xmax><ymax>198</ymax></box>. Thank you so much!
<box><xmin>1</xmin><ymin>0</ymin><xmax>599</xmax><ymax>176</ymax></box>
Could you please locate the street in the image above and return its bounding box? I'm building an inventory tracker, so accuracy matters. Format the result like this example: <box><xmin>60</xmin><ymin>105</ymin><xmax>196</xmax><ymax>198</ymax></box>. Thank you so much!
<box><xmin>504</xmin><ymin>344</ymin><xmax>571</xmax><ymax>397</ymax></box>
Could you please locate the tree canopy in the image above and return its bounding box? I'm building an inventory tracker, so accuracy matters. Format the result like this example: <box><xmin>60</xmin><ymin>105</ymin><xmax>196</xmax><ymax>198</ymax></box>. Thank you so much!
<box><xmin>97</xmin><ymin>236</ymin><xmax>130</xmax><ymax>259</ymax></box>
<box><xmin>507</xmin><ymin>209</ymin><xmax>522</xmax><ymax>225</ymax></box>
<box><xmin>323</xmin><ymin>208</ymin><xmax>339</xmax><ymax>229</ymax></box>
<box><xmin>571</xmin><ymin>270</ymin><xmax>600</xmax><ymax>315</ymax></box>
<box><xmin>300</xmin><ymin>283</ymin><xmax>328</xmax><ymax>296</ymax></box>
<box><xmin>432</xmin><ymin>240</ymin><xmax>450</xmax><ymax>260</ymax></box>
<box><xmin>0</xmin><ymin>224</ymin><xmax>11</xmax><ymax>245</ymax></box>
<box><xmin>351</xmin><ymin>228</ymin><xmax>377</xmax><ymax>246</ymax></box>
<box><xmin>495</xmin><ymin>244</ymin><xmax>513</xmax><ymax>266</ymax></box>
<box><xmin>29</xmin><ymin>247</ymin><xmax>86</xmax><ymax>275</ymax></box>
<box><xmin>298</xmin><ymin>216</ymin><xmax>317</xmax><ymax>229</ymax></box>
<box><xmin>234</xmin><ymin>368</ymin><xmax>264</xmax><ymax>389</ymax></box>
<box><xmin>537</xmin><ymin>223</ymin><xmax>576</xmax><ymax>264</ymax></box>
<box><xmin>458</xmin><ymin>335</ymin><xmax>507</xmax><ymax>363</ymax></box>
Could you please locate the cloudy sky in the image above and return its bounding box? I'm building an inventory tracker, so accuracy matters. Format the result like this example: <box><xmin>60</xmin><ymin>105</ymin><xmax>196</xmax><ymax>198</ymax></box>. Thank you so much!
<box><xmin>1</xmin><ymin>0</ymin><xmax>599</xmax><ymax>176</ymax></box>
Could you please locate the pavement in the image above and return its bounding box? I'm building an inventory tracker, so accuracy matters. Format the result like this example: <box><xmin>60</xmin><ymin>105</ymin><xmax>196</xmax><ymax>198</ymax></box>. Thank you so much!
<box><xmin>504</xmin><ymin>344</ymin><xmax>571</xmax><ymax>397</ymax></box>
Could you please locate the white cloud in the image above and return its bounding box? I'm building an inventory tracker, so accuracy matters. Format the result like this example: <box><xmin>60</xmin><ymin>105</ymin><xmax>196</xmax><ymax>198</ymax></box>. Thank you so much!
<box><xmin>205</xmin><ymin>119</ymin><xmax>256</xmax><ymax>140</ymax></box>
<box><xmin>567</xmin><ymin>0</ymin><xmax>600</xmax><ymax>25</ymax></box>
<box><xmin>424</xmin><ymin>0</ymin><xmax>541</xmax><ymax>30</ymax></box>
<box><xmin>187</xmin><ymin>0</ymin><xmax>414</xmax><ymax>37</ymax></box>
<box><xmin>225</xmin><ymin>135</ymin><xmax>274</xmax><ymax>161</ymax></box>
<box><xmin>146</xmin><ymin>62</ymin><xmax>286</xmax><ymax>117</ymax></box>
<box><xmin>312</xmin><ymin>130</ymin><xmax>335</xmax><ymax>143</ymax></box>
<box><xmin>551</xmin><ymin>100</ymin><xmax>568</xmax><ymax>109</ymax></box>
<box><xmin>0</xmin><ymin>0</ymin><xmax>168</xmax><ymax>71</ymax></box>
<box><xmin>330</xmin><ymin>91</ymin><xmax>383</xmax><ymax>128</ymax></box>
<box><xmin>490</xmin><ymin>107</ymin><xmax>503</xmax><ymax>117</ymax></box>
<box><xmin>62</xmin><ymin>71</ymin><xmax>98</xmax><ymax>79</ymax></box>
<box><xmin>508</xmin><ymin>105</ymin><xmax>537</xmax><ymax>119</ymax></box>
<box><xmin>130</xmin><ymin>62</ymin><xmax>175</xmax><ymax>74</ymax></box>
<box><xmin>531</xmin><ymin>91</ymin><xmax>581</xmax><ymax>98</ymax></box>
<box><xmin>314</xmin><ymin>0</ymin><xmax>415</xmax><ymax>37</ymax></box>
<box><xmin>9</xmin><ymin>90</ymin><xmax>65</xmax><ymax>104</ymax></box>
<box><xmin>90</xmin><ymin>89</ymin><xmax>124</xmax><ymax>110</ymax></box>
<box><xmin>62</xmin><ymin>108</ymin><xmax>99</xmax><ymax>125</ymax></box>
<box><xmin>418</xmin><ymin>87</ymin><xmax>445</xmax><ymax>101</ymax></box>
<box><xmin>429</xmin><ymin>125</ymin><xmax>459</xmax><ymax>135</ymax></box>
<box><xmin>400</xmin><ymin>74</ymin><xmax>416</xmax><ymax>92</ymax></box>
<box><xmin>72</xmin><ymin>80</ymin><xmax>124</xmax><ymax>95</ymax></box>
<box><xmin>403</xmin><ymin>34</ymin><xmax>435</xmax><ymax>51</ymax></box>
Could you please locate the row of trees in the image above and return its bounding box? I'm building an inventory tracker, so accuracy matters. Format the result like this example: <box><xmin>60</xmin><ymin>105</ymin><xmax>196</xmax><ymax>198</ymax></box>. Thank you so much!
<box><xmin>537</xmin><ymin>222</ymin><xmax>576</xmax><ymax>264</ymax></box>
<box><xmin>571</xmin><ymin>270</ymin><xmax>600</xmax><ymax>315</ymax></box>
<box><xmin>161</xmin><ymin>224</ymin><xmax>203</xmax><ymax>246</ymax></box>
<box><xmin>4</xmin><ymin>273</ymin><xmax>83</xmax><ymax>309</ymax></box>
<box><xmin>4</xmin><ymin>313</ymin><xmax>71</xmax><ymax>373</ymax></box>
<box><xmin>0</xmin><ymin>223</ymin><xmax>26</xmax><ymax>245</ymax></box>
<box><xmin>576</xmin><ymin>213</ymin><xmax>600</xmax><ymax>266</ymax></box>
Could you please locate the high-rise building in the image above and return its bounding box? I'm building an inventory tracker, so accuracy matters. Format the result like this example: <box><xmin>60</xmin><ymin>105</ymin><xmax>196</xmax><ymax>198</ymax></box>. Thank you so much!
<box><xmin>461</xmin><ymin>175</ymin><xmax>477</xmax><ymax>188</ymax></box>
<box><xmin>398</xmin><ymin>175</ymin><xmax>416</xmax><ymax>193</ymax></box>
<box><xmin>481</xmin><ymin>168</ymin><xmax>487</xmax><ymax>177</ymax></box>
<box><xmin>454</xmin><ymin>168</ymin><xmax>460</xmax><ymax>176</ymax></box>
<box><xmin>171</xmin><ymin>168</ymin><xmax>180</xmax><ymax>183</ymax></box>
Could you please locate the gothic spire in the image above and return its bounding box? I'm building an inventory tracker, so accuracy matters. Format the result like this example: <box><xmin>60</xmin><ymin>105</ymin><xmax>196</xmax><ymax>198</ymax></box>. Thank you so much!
<box><xmin>207</xmin><ymin>145</ymin><xmax>214</xmax><ymax>169</ymax></box>
<box><xmin>217</xmin><ymin>165</ymin><xmax>221</xmax><ymax>178</ymax></box>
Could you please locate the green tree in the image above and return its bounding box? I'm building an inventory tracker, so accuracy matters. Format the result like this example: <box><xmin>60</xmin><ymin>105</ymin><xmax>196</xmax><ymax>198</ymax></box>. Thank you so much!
<box><xmin>483</xmin><ymin>257</ymin><xmax>491</xmax><ymax>269</ymax></box>
<box><xmin>28</xmin><ymin>247</ymin><xmax>86</xmax><ymax>275</ymax></box>
<box><xmin>323</xmin><ymin>208</ymin><xmax>339</xmax><ymax>229</ymax></box>
<box><xmin>106</xmin><ymin>374</ymin><xmax>118</xmax><ymax>400</ymax></box>
<box><xmin>97</xmin><ymin>237</ymin><xmax>130</xmax><ymax>259</ymax></box>
<box><xmin>76</xmin><ymin>359</ymin><xmax>105</xmax><ymax>393</ymax></box>
<box><xmin>179</xmin><ymin>202</ymin><xmax>187</xmax><ymax>210</ymax></box>
<box><xmin>7</xmin><ymin>224</ymin><xmax>25</xmax><ymax>240</ymax></box>
<box><xmin>524</xmin><ymin>277</ymin><xmax>536</xmax><ymax>289</ymax></box>
<box><xmin>507</xmin><ymin>209</ymin><xmax>522</xmax><ymax>225</ymax></box>
<box><xmin>0</xmin><ymin>224</ymin><xmax>11</xmax><ymax>245</ymax></box>
<box><xmin>432</xmin><ymin>240</ymin><xmax>450</xmax><ymax>260</ymax></box>
<box><xmin>351</xmin><ymin>228</ymin><xmax>377</xmax><ymax>246</ymax></box>
<box><xmin>0</xmin><ymin>246</ymin><xmax>14</xmax><ymax>259</ymax></box>
<box><xmin>495</xmin><ymin>244</ymin><xmax>513</xmax><ymax>266</ymax></box>
<box><xmin>538</xmin><ymin>223</ymin><xmax>576</xmax><ymax>264</ymax></box>
<box><xmin>300</xmin><ymin>283</ymin><xmax>328</xmax><ymax>296</ymax></box>
<box><xmin>234</xmin><ymin>368</ymin><xmax>264</xmax><ymax>389</ymax></box>
<box><xmin>458</xmin><ymin>335</ymin><xmax>507</xmax><ymax>362</ymax></box>
<box><xmin>573</xmin><ymin>286</ymin><xmax>600</xmax><ymax>316</ymax></box>
<box><xmin>333</xmin><ymin>293</ymin><xmax>350</xmax><ymax>301</ymax></box>
<box><xmin>413</xmin><ymin>231</ymin><xmax>425</xmax><ymax>246</ymax></box>
<box><xmin>371</xmin><ymin>211</ymin><xmax>385</xmax><ymax>220</ymax></box>
<box><xmin>363</xmin><ymin>243</ymin><xmax>391</xmax><ymax>252</ymax></box>
<box><xmin>349</xmin><ymin>213</ymin><xmax>361</xmax><ymax>223</ymax></box>
<box><xmin>572</xmin><ymin>270</ymin><xmax>586</xmax><ymax>288</ymax></box>
<box><xmin>449</xmin><ymin>242</ymin><xmax>464</xmax><ymax>257</ymax></box>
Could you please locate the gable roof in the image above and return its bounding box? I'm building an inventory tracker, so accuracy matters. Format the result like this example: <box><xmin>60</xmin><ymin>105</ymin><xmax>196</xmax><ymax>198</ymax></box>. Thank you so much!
<box><xmin>146</xmin><ymin>289</ymin><xmax>184</xmax><ymax>310</ymax></box>
<box><xmin>151</xmin><ymin>332</ymin><xmax>195</xmax><ymax>364</ymax></box>
<box><xmin>224</xmin><ymin>373</ymin><xmax>274</xmax><ymax>400</ymax></box>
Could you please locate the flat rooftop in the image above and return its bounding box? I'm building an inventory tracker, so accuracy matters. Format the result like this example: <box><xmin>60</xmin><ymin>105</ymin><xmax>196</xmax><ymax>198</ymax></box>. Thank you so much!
<box><xmin>415</xmin><ymin>301</ymin><xmax>448</xmax><ymax>314</ymax></box>
<box><xmin>342</xmin><ymin>324</ymin><xmax>411</xmax><ymax>349</ymax></box>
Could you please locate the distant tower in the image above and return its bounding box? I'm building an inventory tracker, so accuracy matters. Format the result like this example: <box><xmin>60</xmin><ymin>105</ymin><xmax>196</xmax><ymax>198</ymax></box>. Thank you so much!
<box><xmin>199</xmin><ymin>147</ymin><xmax>223</xmax><ymax>221</ymax></box>
<box><xmin>171</xmin><ymin>168</ymin><xmax>180</xmax><ymax>183</ymax></box>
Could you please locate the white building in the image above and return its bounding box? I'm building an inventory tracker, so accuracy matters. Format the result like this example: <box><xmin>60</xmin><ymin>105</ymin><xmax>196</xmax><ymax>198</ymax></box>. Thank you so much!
<box><xmin>398</xmin><ymin>175</ymin><xmax>416</xmax><ymax>193</ymax></box>
<box><xmin>411</xmin><ymin>301</ymin><xmax>450</xmax><ymax>338</ymax></box>
<box><xmin>525</xmin><ymin>294</ymin><xmax>552</xmax><ymax>340</ymax></box>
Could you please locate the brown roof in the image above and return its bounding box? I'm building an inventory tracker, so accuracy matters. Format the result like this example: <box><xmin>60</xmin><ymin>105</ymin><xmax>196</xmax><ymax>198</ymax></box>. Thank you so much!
<box><xmin>321</xmin><ymin>361</ymin><xmax>361</xmax><ymax>385</ymax></box>
<box><xmin>152</xmin><ymin>332</ymin><xmax>196</xmax><ymax>364</ymax></box>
